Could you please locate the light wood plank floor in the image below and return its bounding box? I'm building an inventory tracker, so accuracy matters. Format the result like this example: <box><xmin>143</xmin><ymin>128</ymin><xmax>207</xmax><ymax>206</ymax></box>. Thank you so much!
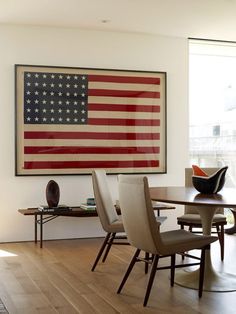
<box><xmin>0</xmin><ymin>234</ymin><xmax>236</xmax><ymax>314</ymax></box>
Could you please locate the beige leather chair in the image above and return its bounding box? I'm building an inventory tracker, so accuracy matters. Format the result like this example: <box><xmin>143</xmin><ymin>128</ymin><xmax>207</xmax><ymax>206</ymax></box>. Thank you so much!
<box><xmin>91</xmin><ymin>169</ymin><xmax>128</xmax><ymax>271</ymax></box>
<box><xmin>117</xmin><ymin>175</ymin><xmax>217</xmax><ymax>307</ymax></box>
<box><xmin>91</xmin><ymin>169</ymin><xmax>168</xmax><ymax>272</ymax></box>
<box><xmin>177</xmin><ymin>168</ymin><xmax>227</xmax><ymax>261</ymax></box>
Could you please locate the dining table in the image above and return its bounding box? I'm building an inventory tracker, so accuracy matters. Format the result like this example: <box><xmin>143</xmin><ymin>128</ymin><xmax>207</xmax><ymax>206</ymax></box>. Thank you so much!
<box><xmin>149</xmin><ymin>186</ymin><xmax>236</xmax><ymax>292</ymax></box>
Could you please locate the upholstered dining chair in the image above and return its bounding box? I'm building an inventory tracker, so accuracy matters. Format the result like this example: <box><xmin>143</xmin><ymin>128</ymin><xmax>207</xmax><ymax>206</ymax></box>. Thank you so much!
<box><xmin>177</xmin><ymin>168</ymin><xmax>227</xmax><ymax>261</ymax></box>
<box><xmin>117</xmin><ymin>175</ymin><xmax>217</xmax><ymax>307</ymax></box>
<box><xmin>91</xmin><ymin>169</ymin><xmax>168</xmax><ymax>272</ymax></box>
<box><xmin>91</xmin><ymin>169</ymin><xmax>129</xmax><ymax>271</ymax></box>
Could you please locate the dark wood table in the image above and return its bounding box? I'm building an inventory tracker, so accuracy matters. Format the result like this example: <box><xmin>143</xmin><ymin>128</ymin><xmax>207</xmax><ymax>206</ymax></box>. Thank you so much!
<box><xmin>18</xmin><ymin>203</ymin><xmax>174</xmax><ymax>248</ymax></box>
<box><xmin>18</xmin><ymin>207</ymin><xmax>98</xmax><ymax>248</ymax></box>
<box><xmin>149</xmin><ymin>186</ymin><xmax>236</xmax><ymax>292</ymax></box>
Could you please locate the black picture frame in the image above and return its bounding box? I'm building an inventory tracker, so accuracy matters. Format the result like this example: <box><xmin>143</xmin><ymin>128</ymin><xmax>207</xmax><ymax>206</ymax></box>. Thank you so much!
<box><xmin>15</xmin><ymin>64</ymin><xmax>167</xmax><ymax>175</ymax></box>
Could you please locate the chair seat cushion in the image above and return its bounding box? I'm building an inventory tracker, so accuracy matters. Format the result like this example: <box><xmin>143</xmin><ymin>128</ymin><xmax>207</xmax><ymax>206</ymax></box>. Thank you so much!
<box><xmin>107</xmin><ymin>218</ymin><xmax>125</xmax><ymax>233</ymax></box>
<box><xmin>177</xmin><ymin>213</ymin><xmax>226</xmax><ymax>224</ymax></box>
<box><xmin>156</xmin><ymin>216</ymin><xmax>167</xmax><ymax>224</ymax></box>
<box><xmin>160</xmin><ymin>229</ymin><xmax>217</xmax><ymax>255</ymax></box>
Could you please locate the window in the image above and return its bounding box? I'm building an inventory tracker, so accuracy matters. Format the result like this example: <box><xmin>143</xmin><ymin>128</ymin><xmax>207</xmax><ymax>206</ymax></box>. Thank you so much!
<box><xmin>189</xmin><ymin>39</ymin><xmax>236</xmax><ymax>188</ymax></box>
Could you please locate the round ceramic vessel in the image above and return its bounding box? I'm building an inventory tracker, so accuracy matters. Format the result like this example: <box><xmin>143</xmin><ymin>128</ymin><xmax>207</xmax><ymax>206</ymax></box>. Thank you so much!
<box><xmin>192</xmin><ymin>166</ymin><xmax>228</xmax><ymax>194</ymax></box>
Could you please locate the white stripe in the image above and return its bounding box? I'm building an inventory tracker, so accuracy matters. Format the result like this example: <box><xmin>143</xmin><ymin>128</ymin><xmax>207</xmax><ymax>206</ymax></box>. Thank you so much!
<box><xmin>24</xmin><ymin>153</ymin><xmax>159</xmax><ymax>162</ymax></box>
<box><xmin>213</xmin><ymin>168</ymin><xmax>227</xmax><ymax>193</ymax></box>
<box><xmin>88</xmin><ymin>96</ymin><xmax>162</xmax><ymax>105</ymax></box>
<box><xmin>89</xmin><ymin>81</ymin><xmax>161</xmax><ymax>92</ymax></box>
<box><xmin>24</xmin><ymin>139</ymin><xmax>160</xmax><ymax>146</ymax></box>
<box><xmin>18</xmin><ymin>167</ymin><xmax>162</xmax><ymax>175</ymax></box>
<box><xmin>24</xmin><ymin>124</ymin><xmax>161</xmax><ymax>133</ymax></box>
<box><xmin>88</xmin><ymin>111</ymin><xmax>160</xmax><ymax>119</ymax></box>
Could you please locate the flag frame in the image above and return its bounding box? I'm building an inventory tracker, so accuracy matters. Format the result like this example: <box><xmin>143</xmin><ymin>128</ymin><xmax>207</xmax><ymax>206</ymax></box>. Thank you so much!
<box><xmin>15</xmin><ymin>64</ymin><xmax>167</xmax><ymax>176</ymax></box>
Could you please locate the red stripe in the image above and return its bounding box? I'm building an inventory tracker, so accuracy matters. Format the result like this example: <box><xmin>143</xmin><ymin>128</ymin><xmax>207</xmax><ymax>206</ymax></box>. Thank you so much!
<box><xmin>88</xmin><ymin>75</ymin><xmax>160</xmax><ymax>85</ymax></box>
<box><xmin>88</xmin><ymin>89</ymin><xmax>160</xmax><ymax>98</ymax></box>
<box><xmin>88</xmin><ymin>118</ymin><xmax>160</xmax><ymax>126</ymax></box>
<box><xmin>24</xmin><ymin>131</ymin><xmax>160</xmax><ymax>140</ymax></box>
<box><xmin>24</xmin><ymin>146</ymin><xmax>160</xmax><ymax>154</ymax></box>
<box><xmin>24</xmin><ymin>160</ymin><xmax>159</xmax><ymax>169</ymax></box>
<box><xmin>88</xmin><ymin>103</ymin><xmax>160</xmax><ymax>112</ymax></box>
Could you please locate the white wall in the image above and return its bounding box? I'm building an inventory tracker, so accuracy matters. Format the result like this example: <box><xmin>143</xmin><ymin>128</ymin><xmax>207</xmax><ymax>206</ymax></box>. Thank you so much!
<box><xmin>0</xmin><ymin>25</ymin><xmax>189</xmax><ymax>242</ymax></box>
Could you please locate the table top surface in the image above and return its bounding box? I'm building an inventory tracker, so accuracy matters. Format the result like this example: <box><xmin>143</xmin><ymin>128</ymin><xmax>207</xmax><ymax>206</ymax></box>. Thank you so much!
<box><xmin>18</xmin><ymin>206</ymin><xmax>98</xmax><ymax>216</ymax></box>
<box><xmin>149</xmin><ymin>186</ymin><xmax>236</xmax><ymax>207</ymax></box>
<box><xmin>18</xmin><ymin>202</ymin><xmax>175</xmax><ymax>216</ymax></box>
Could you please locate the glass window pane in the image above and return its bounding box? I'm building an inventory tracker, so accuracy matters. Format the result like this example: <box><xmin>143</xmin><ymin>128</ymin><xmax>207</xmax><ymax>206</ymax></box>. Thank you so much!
<box><xmin>189</xmin><ymin>39</ymin><xmax>236</xmax><ymax>188</ymax></box>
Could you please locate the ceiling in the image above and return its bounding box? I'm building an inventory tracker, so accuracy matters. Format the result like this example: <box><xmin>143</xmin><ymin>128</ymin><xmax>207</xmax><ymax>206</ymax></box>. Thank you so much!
<box><xmin>0</xmin><ymin>0</ymin><xmax>236</xmax><ymax>41</ymax></box>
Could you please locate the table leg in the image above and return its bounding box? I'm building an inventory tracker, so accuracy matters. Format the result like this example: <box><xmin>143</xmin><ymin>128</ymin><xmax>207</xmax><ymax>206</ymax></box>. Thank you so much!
<box><xmin>40</xmin><ymin>214</ymin><xmax>43</xmax><ymax>248</ymax></box>
<box><xmin>34</xmin><ymin>214</ymin><xmax>37</xmax><ymax>244</ymax></box>
<box><xmin>175</xmin><ymin>206</ymin><xmax>236</xmax><ymax>292</ymax></box>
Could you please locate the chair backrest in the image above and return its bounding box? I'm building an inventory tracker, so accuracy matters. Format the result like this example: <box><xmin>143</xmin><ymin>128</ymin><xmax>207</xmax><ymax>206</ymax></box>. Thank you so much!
<box><xmin>118</xmin><ymin>175</ymin><xmax>164</xmax><ymax>255</ymax></box>
<box><xmin>92</xmin><ymin>170</ymin><xmax>119</xmax><ymax>232</ymax></box>
<box><xmin>185</xmin><ymin>167</ymin><xmax>223</xmax><ymax>214</ymax></box>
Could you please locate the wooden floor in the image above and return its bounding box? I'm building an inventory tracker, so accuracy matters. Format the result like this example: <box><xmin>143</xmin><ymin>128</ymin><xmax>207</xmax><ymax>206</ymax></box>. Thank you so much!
<box><xmin>0</xmin><ymin>234</ymin><xmax>236</xmax><ymax>314</ymax></box>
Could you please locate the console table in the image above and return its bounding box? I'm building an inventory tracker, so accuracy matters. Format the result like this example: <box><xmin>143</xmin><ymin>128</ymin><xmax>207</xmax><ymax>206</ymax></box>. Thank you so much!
<box><xmin>18</xmin><ymin>207</ymin><xmax>98</xmax><ymax>248</ymax></box>
<box><xmin>18</xmin><ymin>203</ymin><xmax>174</xmax><ymax>248</ymax></box>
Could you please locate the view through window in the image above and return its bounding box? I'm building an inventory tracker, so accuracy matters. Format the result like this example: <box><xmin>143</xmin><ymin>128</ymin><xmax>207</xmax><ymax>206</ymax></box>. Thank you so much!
<box><xmin>189</xmin><ymin>39</ymin><xmax>236</xmax><ymax>189</ymax></box>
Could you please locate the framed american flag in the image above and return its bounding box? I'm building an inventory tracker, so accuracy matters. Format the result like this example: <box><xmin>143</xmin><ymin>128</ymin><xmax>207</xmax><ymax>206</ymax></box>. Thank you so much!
<box><xmin>15</xmin><ymin>65</ymin><xmax>166</xmax><ymax>176</ymax></box>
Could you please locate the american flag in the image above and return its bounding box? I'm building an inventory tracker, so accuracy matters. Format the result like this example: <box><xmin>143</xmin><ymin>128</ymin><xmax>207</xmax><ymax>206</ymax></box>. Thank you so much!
<box><xmin>16</xmin><ymin>65</ymin><xmax>166</xmax><ymax>175</ymax></box>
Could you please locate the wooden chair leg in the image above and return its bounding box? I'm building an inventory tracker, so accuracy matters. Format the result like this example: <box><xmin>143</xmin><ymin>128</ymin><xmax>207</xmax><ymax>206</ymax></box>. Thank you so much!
<box><xmin>179</xmin><ymin>225</ymin><xmax>186</xmax><ymax>260</ymax></box>
<box><xmin>145</xmin><ymin>252</ymin><xmax>149</xmax><ymax>274</ymax></box>
<box><xmin>117</xmin><ymin>249</ymin><xmax>141</xmax><ymax>294</ymax></box>
<box><xmin>170</xmin><ymin>254</ymin><xmax>176</xmax><ymax>286</ymax></box>
<box><xmin>199</xmin><ymin>246</ymin><xmax>206</xmax><ymax>297</ymax></box>
<box><xmin>91</xmin><ymin>232</ymin><xmax>111</xmax><ymax>271</ymax></box>
<box><xmin>143</xmin><ymin>254</ymin><xmax>159</xmax><ymax>307</ymax></box>
<box><xmin>217</xmin><ymin>224</ymin><xmax>224</xmax><ymax>261</ymax></box>
<box><xmin>102</xmin><ymin>232</ymin><xmax>116</xmax><ymax>262</ymax></box>
<box><xmin>144</xmin><ymin>253</ymin><xmax>154</xmax><ymax>274</ymax></box>
<box><xmin>220</xmin><ymin>225</ymin><xmax>225</xmax><ymax>261</ymax></box>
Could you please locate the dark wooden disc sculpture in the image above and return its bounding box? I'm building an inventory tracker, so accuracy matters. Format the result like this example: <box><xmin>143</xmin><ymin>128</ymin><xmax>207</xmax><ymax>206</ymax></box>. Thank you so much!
<box><xmin>46</xmin><ymin>180</ymin><xmax>60</xmax><ymax>207</ymax></box>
